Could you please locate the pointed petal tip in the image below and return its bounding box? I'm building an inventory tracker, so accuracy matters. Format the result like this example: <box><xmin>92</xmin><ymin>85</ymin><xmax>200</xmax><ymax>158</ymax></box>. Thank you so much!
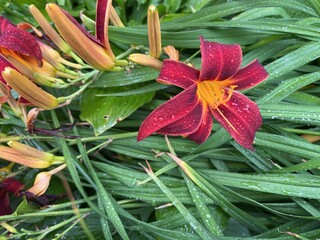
<box><xmin>229</xmin><ymin>59</ymin><xmax>268</xmax><ymax>90</ymax></box>
<box><xmin>157</xmin><ymin>60</ymin><xmax>200</xmax><ymax>89</ymax></box>
<box><xmin>211</xmin><ymin>91</ymin><xmax>262</xmax><ymax>151</ymax></box>
<box><xmin>199</xmin><ymin>38</ymin><xmax>242</xmax><ymax>81</ymax></box>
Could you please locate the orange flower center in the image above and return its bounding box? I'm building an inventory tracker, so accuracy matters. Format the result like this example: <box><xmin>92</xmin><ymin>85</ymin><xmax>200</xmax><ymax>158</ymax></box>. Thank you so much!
<box><xmin>197</xmin><ymin>80</ymin><xmax>237</xmax><ymax>109</ymax></box>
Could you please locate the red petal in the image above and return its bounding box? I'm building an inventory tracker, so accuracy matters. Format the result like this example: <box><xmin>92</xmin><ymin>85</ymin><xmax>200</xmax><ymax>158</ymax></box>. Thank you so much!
<box><xmin>60</xmin><ymin>8</ymin><xmax>102</xmax><ymax>46</ymax></box>
<box><xmin>199</xmin><ymin>37</ymin><xmax>242</xmax><ymax>81</ymax></box>
<box><xmin>228</xmin><ymin>59</ymin><xmax>268</xmax><ymax>90</ymax></box>
<box><xmin>0</xmin><ymin>191</ymin><xmax>11</xmax><ymax>215</ymax></box>
<box><xmin>157</xmin><ymin>60</ymin><xmax>200</xmax><ymax>89</ymax></box>
<box><xmin>187</xmin><ymin>106</ymin><xmax>213</xmax><ymax>144</ymax></box>
<box><xmin>96</xmin><ymin>0</ymin><xmax>111</xmax><ymax>45</ymax></box>
<box><xmin>157</xmin><ymin>101</ymin><xmax>203</xmax><ymax>136</ymax></box>
<box><xmin>1</xmin><ymin>178</ymin><xmax>24</xmax><ymax>195</ymax></box>
<box><xmin>210</xmin><ymin>91</ymin><xmax>262</xmax><ymax>150</ymax></box>
<box><xmin>0</xmin><ymin>17</ymin><xmax>42</xmax><ymax>66</ymax></box>
<box><xmin>137</xmin><ymin>85</ymin><xmax>198</xmax><ymax>141</ymax></box>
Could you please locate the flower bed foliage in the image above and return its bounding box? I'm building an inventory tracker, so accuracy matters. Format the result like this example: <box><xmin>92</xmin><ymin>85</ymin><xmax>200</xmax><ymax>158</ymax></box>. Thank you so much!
<box><xmin>1</xmin><ymin>0</ymin><xmax>320</xmax><ymax>239</ymax></box>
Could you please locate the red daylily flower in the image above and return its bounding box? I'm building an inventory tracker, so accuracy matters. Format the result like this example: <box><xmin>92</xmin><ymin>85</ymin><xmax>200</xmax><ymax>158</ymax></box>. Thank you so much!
<box><xmin>0</xmin><ymin>177</ymin><xmax>24</xmax><ymax>215</ymax></box>
<box><xmin>138</xmin><ymin>37</ymin><xmax>268</xmax><ymax>149</ymax></box>
<box><xmin>0</xmin><ymin>16</ymin><xmax>42</xmax><ymax>66</ymax></box>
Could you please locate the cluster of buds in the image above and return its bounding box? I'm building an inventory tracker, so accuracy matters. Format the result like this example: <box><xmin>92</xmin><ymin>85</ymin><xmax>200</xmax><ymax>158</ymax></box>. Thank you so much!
<box><xmin>0</xmin><ymin>141</ymin><xmax>66</xmax><ymax>197</ymax></box>
<box><xmin>0</xmin><ymin>17</ymin><xmax>64</xmax><ymax>115</ymax></box>
<box><xmin>0</xmin><ymin>0</ymin><xmax>126</xmax><ymax>122</ymax></box>
<box><xmin>0</xmin><ymin>161</ymin><xmax>65</xmax><ymax>220</ymax></box>
<box><xmin>128</xmin><ymin>5</ymin><xmax>163</xmax><ymax>70</ymax></box>
<box><xmin>31</xmin><ymin>2</ymin><xmax>118</xmax><ymax>71</ymax></box>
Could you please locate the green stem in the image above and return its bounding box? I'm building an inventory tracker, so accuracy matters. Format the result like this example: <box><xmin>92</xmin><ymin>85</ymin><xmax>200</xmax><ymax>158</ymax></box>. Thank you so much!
<box><xmin>57</xmin><ymin>79</ymin><xmax>93</xmax><ymax>103</ymax></box>
<box><xmin>116</xmin><ymin>46</ymin><xmax>137</xmax><ymax>60</ymax></box>
<box><xmin>68</xmin><ymin>132</ymin><xmax>138</xmax><ymax>144</ymax></box>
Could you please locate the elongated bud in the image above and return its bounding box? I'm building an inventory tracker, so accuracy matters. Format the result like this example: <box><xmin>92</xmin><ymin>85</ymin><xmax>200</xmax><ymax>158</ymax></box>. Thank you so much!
<box><xmin>128</xmin><ymin>54</ymin><xmax>162</xmax><ymax>70</ymax></box>
<box><xmin>0</xmin><ymin>141</ymin><xmax>65</xmax><ymax>168</ymax></box>
<box><xmin>0</xmin><ymin>146</ymin><xmax>52</xmax><ymax>168</ymax></box>
<box><xmin>164</xmin><ymin>45</ymin><xmax>179</xmax><ymax>61</ymax></box>
<box><xmin>38</xmin><ymin>42</ymin><xmax>83</xmax><ymax>75</ymax></box>
<box><xmin>110</xmin><ymin>6</ymin><xmax>124</xmax><ymax>27</ymax></box>
<box><xmin>28</xmin><ymin>164</ymin><xmax>66</xmax><ymax>196</ymax></box>
<box><xmin>29</xmin><ymin>5</ymin><xmax>71</xmax><ymax>54</ymax></box>
<box><xmin>148</xmin><ymin>5</ymin><xmax>161</xmax><ymax>59</ymax></box>
<box><xmin>2</xmin><ymin>67</ymin><xmax>59</xmax><ymax>110</ymax></box>
<box><xmin>8</xmin><ymin>141</ymin><xmax>54</xmax><ymax>161</ymax></box>
<box><xmin>46</xmin><ymin>3</ymin><xmax>115</xmax><ymax>71</ymax></box>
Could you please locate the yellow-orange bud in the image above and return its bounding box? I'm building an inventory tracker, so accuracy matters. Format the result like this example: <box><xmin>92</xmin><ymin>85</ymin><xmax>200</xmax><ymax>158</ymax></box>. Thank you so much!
<box><xmin>110</xmin><ymin>6</ymin><xmax>125</xmax><ymax>27</ymax></box>
<box><xmin>2</xmin><ymin>67</ymin><xmax>59</xmax><ymax>110</ymax></box>
<box><xmin>46</xmin><ymin>3</ymin><xmax>115</xmax><ymax>71</ymax></box>
<box><xmin>164</xmin><ymin>45</ymin><xmax>179</xmax><ymax>61</ymax></box>
<box><xmin>29</xmin><ymin>5</ymin><xmax>71</xmax><ymax>54</ymax></box>
<box><xmin>128</xmin><ymin>54</ymin><xmax>163</xmax><ymax>71</ymax></box>
<box><xmin>147</xmin><ymin>5</ymin><xmax>161</xmax><ymax>59</ymax></box>
<box><xmin>28</xmin><ymin>164</ymin><xmax>66</xmax><ymax>196</ymax></box>
<box><xmin>0</xmin><ymin>141</ymin><xmax>65</xmax><ymax>168</ymax></box>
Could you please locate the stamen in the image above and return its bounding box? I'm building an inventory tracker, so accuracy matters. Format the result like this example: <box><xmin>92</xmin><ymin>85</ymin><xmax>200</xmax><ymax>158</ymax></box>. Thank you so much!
<box><xmin>197</xmin><ymin>81</ymin><xmax>237</xmax><ymax>109</ymax></box>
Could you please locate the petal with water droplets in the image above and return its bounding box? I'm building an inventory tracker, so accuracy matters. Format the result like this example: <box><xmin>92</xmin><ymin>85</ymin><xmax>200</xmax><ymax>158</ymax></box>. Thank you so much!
<box><xmin>0</xmin><ymin>16</ymin><xmax>42</xmax><ymax>66</ymax></box>
<box><xmin>226</xmin><ymin>59</ymin><xmax>268</xmax><ymax>90</ymax></box>
<box><xmin>187</xmin><ymin>105</ymin><xmax>213</xmax><ymax>144</ymax></box>
<box><xmin>211</xmin><ymin>91</ymin><xmax>262</xmax><ymax>150</ymax></box>
<box><xmin>157</xmin><ymin>60</ymin><xmax>200</xmax><ymax>89</ymax></box>
<box><xmin>137</xmin><ymin>85</ymin><xmax>198</xmax><ymax>141</ymax></box>
<box><xmin>199</xmin><ymin>37</ymin><xmax>242</xmax><ymax>81</ymax></box>
<box><xmin>157</xmin><ymin>101</ymin><xmax>203</xmax><ymax>136</ymax></box>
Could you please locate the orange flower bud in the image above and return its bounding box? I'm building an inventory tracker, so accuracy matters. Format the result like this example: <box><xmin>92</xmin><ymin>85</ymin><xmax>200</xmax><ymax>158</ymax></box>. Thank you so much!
<box><xmin>46</xmin><ymin>3</ymin><xmax>115</xmax><ymax>71</ymax></box>
<box><xmin>0</xmin><ymin>141</ymin><xmax>65</xmax><ymax>168</ymax></box>
<box><xmin>28</xmin><ymin>164</ymin><xmax>66</xmax><ymax>196</ymax></box>
<box><xmin>148</xmin><ymin>5</ymin><xmax>161</xmax><ymax>59</ymax></box>
<box><xmin>2</xmin><ymin>67</ymin><xmax>59</xmax><ymax>110</ymax></box>
<box><xmin>110</xmin><ymin>6</ymin><xmax>124</xmax><ymax>27</ymax></box>
<box><xmin>164</xmin><ymin>46</ymin><xmax>179</xmax><ymax>61</ymax></box>
<box><xmin>128</xmin><ymin>54</ymin><xmax>162</xmax><ymax>71</ymax></box>
<box><xmin>29</xmin><ymin>5</ymin><xmax>71</xmax><ymax>54</ymax></box>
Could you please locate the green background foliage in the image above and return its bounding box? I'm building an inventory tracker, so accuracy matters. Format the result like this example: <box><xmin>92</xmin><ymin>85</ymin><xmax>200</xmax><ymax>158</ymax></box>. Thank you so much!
<box><xmin>2</xmin><ymin>0</ymin><xmax>320</xmax><ymax>239</ymax></box>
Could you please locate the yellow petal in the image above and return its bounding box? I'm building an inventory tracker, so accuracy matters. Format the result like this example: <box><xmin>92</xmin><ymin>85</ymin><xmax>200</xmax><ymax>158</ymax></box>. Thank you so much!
<box><xmin>28</xmin><ymin>172</ymin><xmax>52</xmax><ymax>196</ymax></box>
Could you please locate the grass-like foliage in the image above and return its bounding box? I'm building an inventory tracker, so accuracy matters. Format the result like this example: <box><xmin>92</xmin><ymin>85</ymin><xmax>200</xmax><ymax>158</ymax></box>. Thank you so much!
<box><xmin>1</xmin><ymin>0</ymin><xmax>320</xmax><ymax>239</ymax></box>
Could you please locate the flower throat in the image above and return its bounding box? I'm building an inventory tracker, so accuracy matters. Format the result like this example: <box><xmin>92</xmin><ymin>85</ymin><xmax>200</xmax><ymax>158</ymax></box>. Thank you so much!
<box><xmin>197</xmin><ymin>80</ymin><xmax>237</xmax><ymax>109</ymax></box>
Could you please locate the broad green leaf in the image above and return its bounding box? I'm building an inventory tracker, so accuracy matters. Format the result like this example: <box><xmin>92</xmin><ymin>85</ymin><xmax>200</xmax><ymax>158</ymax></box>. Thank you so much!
<box><xmin>91</xmin><ymin>67</ymin><xmax>159</xmax><ymax>88</ymax></box>
<box><xmin>80</xmin><ymin>86</ymin><xmax>155</xmax><ymax>135</ymax></box>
